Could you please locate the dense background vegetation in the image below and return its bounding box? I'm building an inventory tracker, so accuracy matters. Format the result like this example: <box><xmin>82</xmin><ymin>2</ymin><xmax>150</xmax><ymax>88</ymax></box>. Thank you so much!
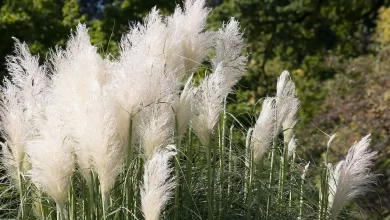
<box><xmin>1</xmin><ymin>0</ymin><xmax>389</xmax><ymax>218</ymax></box>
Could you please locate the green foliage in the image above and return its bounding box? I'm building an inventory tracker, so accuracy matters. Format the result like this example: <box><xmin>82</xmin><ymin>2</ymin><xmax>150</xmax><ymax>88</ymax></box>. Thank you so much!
<box><xmin>298</xmin><ymin>7</ymin><xmax>390</xmax><ymax>218</ymax></box>
<box><xmin>208</xmin><ymin>0</ymin><xmax>388</xmax><ymax>122</ymax></box>
<box><xmin>0</xmin><ymin>0</ymin><xmax>85</xmax><ymax>80</ymax></box>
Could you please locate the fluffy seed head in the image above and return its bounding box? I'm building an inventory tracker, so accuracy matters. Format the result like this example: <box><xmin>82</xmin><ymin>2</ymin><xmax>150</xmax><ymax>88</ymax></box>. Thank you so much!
<box><xmin>0</xmin><ymin>39</ymin><xmax>48</xmax><ymax>179</ymax></box>
<box><xmin>26</xmin><ymin>108</ymin><xmax>74</xmax><ymax>210</ymax></box>
<box><xmin>137</xmin><ymin>104</ymin><xmax>174</xmax><ymax>158</ymax></box>
<box><xmin>173</xmin><ymin>75</ymin><xmax>195</xmax><ymax>138</ymax></box>
<box><xmin>167</xmin><ymin>0</ymin><xmax>214</xmax><ymax>75</ymax></box>
<box><xmin>328</xmin><ymin>134</ymin><xmax>378</xmax><ymax>219</ymax></box>
<box><xmin>191</xmin><ymin>64</ymin><xmax>231</xmax><ymax>145</ymax></box>
<box><xmin>48</xmin><ymin>23</ymin><xmax>108</xmax><ymax>183</ymax></box>
<box><xmin>212</xmin><ymin>18</ymin><xmax>246</xmax><ymax>79</ymax></box>
<box><xmin>141</xmin><ymin>145</ymin><xmax>176</xmax><ymax>220</ymax></box>
<box><xmin>80</xmin><ymin>94</ymin><xmax>123</xmax><ymax>195</ymax></box>
<box><xmin>276</xmin><ymin>71</ymin><xmax>299</xmax><ymax>135</ymax></box>
<box><xmin>251</xmin><ymin>98</ymin><xmax>276</xmax><ymax>163</ymax></box>
<box><xmin>287</xmin><ymin>137</ymin><xmax>297</xmax><ymax>159</ymax></box>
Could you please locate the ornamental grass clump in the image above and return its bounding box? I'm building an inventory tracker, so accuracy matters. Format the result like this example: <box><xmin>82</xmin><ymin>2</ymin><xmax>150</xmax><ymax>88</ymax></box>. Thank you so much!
<box><xmin>0</xmin><ymin>0</ymin><xmax>380</xmax><ymax>219</ymax></box>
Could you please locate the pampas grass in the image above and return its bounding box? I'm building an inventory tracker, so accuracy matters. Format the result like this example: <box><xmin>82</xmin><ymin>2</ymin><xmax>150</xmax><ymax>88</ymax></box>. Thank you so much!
<box><xmin>26</xmin><ymin>106</ymin><xmax>74</xmax><ymax>218</ymax></box>
<box><xmin>251</xmin><ymin>98</ymin><xmax>276</xmax><ymax>163</ymax></box>
<box><xmin>276</xmin><ymin>70</ymin><xmax>299</xmax><ymax>135</ymax></box>
<box><xmin>0</xmin><ymin>40</ymin><xmax>48</xmax><ymax>179</ymax></box>
<box><xmin>141</xmin><ymin>145</ymin><xmax>176</xmax><ymax>220</ymax></box>
<box><xmin>328</xmin><ymin>134</ymin><xmax>378</xmax><ymax>219</ymax></box>
<box><xmin>0</xmin><ymin>40</ymin><xmax>48</xmax><ymax>219</ymax></box>
<box><xmin>0</xmin><ymin>1</ymin><xmax>380</xmax><ymax>219</ymax></box>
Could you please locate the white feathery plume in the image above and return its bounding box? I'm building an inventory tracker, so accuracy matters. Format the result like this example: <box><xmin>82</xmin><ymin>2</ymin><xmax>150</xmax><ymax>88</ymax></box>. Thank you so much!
<box><xmin>137</xmin><ymin>104</ymin><xmax>174</xmax><ymax>158</ymax></box>
<box><xmin>251</xmin><ymin>98</ymin><xmax>276</xmax><ymax>163</ymax></box>
<box><xmin>141</xmin><ymin>145</ymin><xmax>176</xmax><ymax>220</ymax></box>
<box><xmin>327</xmin><ymin>134</ymin><xmax>338</xmax><ymax>155</ymax></box>
<box><xmin>212</xmin><ymin>18</ymin><xmax>247</xmax><ymax>80</ymax></box>
<box><xmin>0</xmin><ymin>83</ymin><xmax>26</xmax><ymax>178</ymax></box>
<box><xmin>287</xmin><ymin>137</ymin><xmax>297</xmax><ymax>159</ymax></box>
<box><xmin>276</xmin><ymin>70</ymin><xmax>296</xmax><ymax>98</ymax></box>
<box><xmin>111</xmin><ymin>0</ymin><xmax>215</xmax><ymax>152</ymax></box>
<box><xmin>327</xmin><ymin>161</ymin><xmax>343</xmax><ymax>213</ymax></box>
<box><xmin>48</xmin><ymin>23</ymin><xmax>108</xmax><ymax>183</ymax></box>
<box><xmin>1</xmin><ymin>142</ymin><xmax>18</xmax><ymax>181</ymax></box>
<box><xmin>0</xmin><ymin>40</ymin><xmax>48</xmax><ymax>179</ymax></box>
<box><xmin>167</xmin><ymin>0</ymin><xmax>214</xmax><ymax>75</ymax></box>
<box><xmin>192</xmin><ymin>18</ymin><xmax>246</xmax><ymax>145</ymax></box>
<box><xmin>276</xmin><ymin>70</ymin><xmax>299</xmax><ymax>136</ymax></box>
<box><xmin>5</xmin><ymin>39</ymin><xmax>48</xmax><ymax>110</ymax></box>
<box><xmin>173</xmin><ymin>75</ymin><xmax>195</xmax><ymax>138</ymax></box>
<box><xmin>26</xmin><ymin>106</ymin><xmax>74</xmax><ymax>213</ymax></box>
<box><xmin>302</xmin><ymin>162</ymin><xmax>310</xmax><ymax>179</ymax></box>
<box><xmin>49</xmin><ymin>23</ymin><xmax>105</xmax><ymax>118</ymax></box>
<box><xmin>122</xmin><ymin>18</ymin><xmax>177</xmax><ymax>157</ymax></box>
<box><xmin>192</xmin><ymin>64</ymin><xmax>232</xmax><ymax>145</ymax></box>
<box><xmin>80</xmin><ymin>93</ymin><xmax>122</xmax><ymax>209</ymax></box>
<box><xmin>135</xmin><ymin>66</ymin><xmax>177</xmax><ymax>158</ymax></box>
<box><xmin>110</xmin><ymin>8</ymin><xmax>178</xmax><ymax>149</ymax></box>
<box><xmin>282</xmin><ymin>100</ymin><xmax>299</xmax><ymax>144</ymax></box>
<box><xmin>251</xmin><ymin>98</ymin><xmax>275</xmax><ymax>162</ymax></box>
<box><xmin>328</xmin><ymin>134</ymin><xmax>378</xmax><ymax>219</ymax></box>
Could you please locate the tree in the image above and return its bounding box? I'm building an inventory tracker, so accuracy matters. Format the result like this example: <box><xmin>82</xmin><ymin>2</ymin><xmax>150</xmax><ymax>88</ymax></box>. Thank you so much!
<box><xmin>0</xmin><ymin>0</ymin><xmax>86</xmax><ymax>79</ymax></box>
<box><xmin>208</xmin><ymin>0</ymin><xmax>389</xmax><ymax>121</ymax></box>
<box><xmin>302</xmin><ymin>7</ymin><xmax>390</xmax><ymax>217</ymax></box>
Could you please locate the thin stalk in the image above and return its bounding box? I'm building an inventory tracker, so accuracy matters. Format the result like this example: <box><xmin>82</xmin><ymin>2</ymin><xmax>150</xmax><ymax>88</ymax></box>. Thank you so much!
<box><xmin>246</xmin><ymin>149</ymin><xmax>254</xmax><ymax>220</ymax></box>
<box><xmin>323</xmin><ymin>140</ymin><xmax>331</xmax><ymax>219</ymax></box>
<box><xmin>95</xmin><ymin>173</ymin><xmax>101</xmax><ymax>219</ymax></box>
<box><xmin>212</xmin><ymin>139</ymin><xmax>217</xmax><ymax>215</ymax></box>
<box><xmin>227</xmin><ymin>125</ymin><xmax>234</xmax><ymax>214</ymax></box>
<box><xmin>244</xmin><ymin>129</ymin><xmax>251</xmax><ymax>197</ymax></box>
<box><xmin>319</xmin><ymin>141</ymin><xmax>331</xmax><ymax>220</ymax></box>
<box><xmin>219</xmin><ymin>106</ymin><xmax>226</xmax><ymax>218</ymax></box>
<box><xmin>135</xmin><ymin>157</ymin><xmax>144</xmax><ymax>219</ymax></box>
<box><xmin>126</xmin><ymin>119</ymin><xmax>134</xmax><ymax>169</ymax></box>
<box><xmin>266</xmin><ymin>108</ymin><xmax>278</xmax><ymax>219</ymax></box>
<box><xmin>102</xmin><ymin>190</ymin><xmax>109</xmax><ymax>220</ymax></box>
<box><xmin>318</xmin><ymin>166</ymin><xmax>322</xmax><ymax>219</ymax></box>
<box><xmin>227</xmin><ymin>126</ymin><xmax>233</xmax><ymax>198</ymax></box>
<box><xmin>244</xmin><ymin>128</ymin><xmax>253</xmax><ymax>220</ymax></box>
<box><xmin>279</xmin><ymin>142</ymin><xmax>289</xmax><ymax>204</ymax></box>
<box><xmin>298</xmin><ymin>163</ymin><xmax>309</xmax><ymax>220</ymax></box>
<box><xmin>288</xmin><ymin>157</ymin><xmax>294</xmax><ymax>209</ymax></box>
<box><xmin>89</xmin><ymin>171</ymin><xmax>95</xmax><ymax>220</ymax></box>
<box><xmin>277</xmin><ymin>155</ymin><xmax>283</xmax><ymax>200</ymax></box>
<box><xmin>174</xmin><ymin>115</ymin><xmax>181</xmax><ymax>220</ymax></box>
<box><xmin>185</xmin><ymin>128</ymin><xmax>193</xmax><ymax>219</ymax></box>
<box><xmin>69</xmin><ymin>174</ymin><xmax>76</xmax><ymax>220</ymax></box>
<box><xmin>81</xmin><ymin>178</ymin><xmax>88</xmax><ymax>220</ymax></box>
<box><xmin>40</xmin><ymin>191</ymin><xmax>48</xmax><ymax>219</ymax></box>
<box><xmin>17</xmin><ymin>171</ymin><xmax>25</xmax><ymax>220</ymax></box>
<box><xmin>56</xmin><ymin>204</ymin><xmax>64</xmax><ymax>220</ymax></box>
<box><xmin>322</xmin><ymin>167</ymin><xmax>329</xmax><ymax>219</ymax></box>
<box><xmin>126</xmin><ymin>119</ymin><xmax>133</xmax><ymax>220</ymax></box>
<box><xmin>266</xmin><ymin>134</ymin><xmax>277</xmax><ymax>219</ymax></box>
<box><xmin>113</xmin><ymin>178</ymin><xmax>123</xmax><ymax>220</ymax></box>
<box><xmin>255</xmin><ymin>159</ymin><xmax>263</xmax><ymax>220</ymax></box>
<box><xmin>49</xmin><ymin>199</ymin><xmax>56</xmax><ymax>220</ymax></box>
<box><xmin>206</xmin><ymin>133</ymin><xmax>213</xmax><ymax>220</ymax></box>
